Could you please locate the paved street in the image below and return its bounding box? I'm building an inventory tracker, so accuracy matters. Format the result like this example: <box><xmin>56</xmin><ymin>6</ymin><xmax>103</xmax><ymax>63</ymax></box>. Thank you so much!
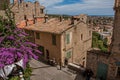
<box><xmin>30</xmin><ymin>59</ymin><xmax>86</xmax><ymax>80</ymax></box>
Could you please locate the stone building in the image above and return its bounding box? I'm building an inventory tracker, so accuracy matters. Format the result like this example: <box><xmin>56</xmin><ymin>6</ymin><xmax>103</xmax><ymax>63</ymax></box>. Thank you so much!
<box><xmin>24</xmin><ymin>14</ymin><xmax>92</xmax><ymax>67</ymax></box>
<box><xmin>86</xmin><ymin>0</ymin><xmax>120</xmax><ymax>80</ymax></box>
<box><xmin>0</xmin><ymin>0</ymin><xmax>45</xmax><ymax>28</ymax></box>
<box><xmin>12</xmin><ymin>0</ymin><xmax>45</xmax><ymax>28</ymax></box>
<box><xmin>0</xmin><ymin>0</ymin><xmax>10</xmax><ymax>10</ymax></box>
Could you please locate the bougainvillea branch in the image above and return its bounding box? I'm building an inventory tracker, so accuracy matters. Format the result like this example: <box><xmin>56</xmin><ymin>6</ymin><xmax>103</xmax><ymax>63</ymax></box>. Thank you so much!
<box><xmin>0</xmin><ymin>6</ymin><xmax>41</xmax><ymax>68</ymax></box>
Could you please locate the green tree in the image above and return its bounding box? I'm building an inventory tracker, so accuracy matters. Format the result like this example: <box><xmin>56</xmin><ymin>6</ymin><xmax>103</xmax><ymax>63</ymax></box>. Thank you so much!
<box><xmin>92</xmin><ymin>32</ymin><xmax>108</xmax><ymax>52</ymax></box>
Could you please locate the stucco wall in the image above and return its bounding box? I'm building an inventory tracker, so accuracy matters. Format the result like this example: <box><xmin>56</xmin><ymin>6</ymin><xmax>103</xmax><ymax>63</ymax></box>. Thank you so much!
<box><xmin>35</xmin><ymin>32</ymin><xmax>61</xmax><ymax>64</ymax></box>
<box><xmin>61</xmin><ymin>22</ymin><xmax>92</xmax><ymax>67</ymax></box>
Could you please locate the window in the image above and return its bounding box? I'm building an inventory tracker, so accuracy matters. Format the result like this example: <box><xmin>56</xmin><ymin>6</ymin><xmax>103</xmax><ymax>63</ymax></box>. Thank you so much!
<box><xmin>38</xmin><ymin>46</ymin><xmax>44</xmax><ymax>56</ymax></box>
<box><xmin>52</xmin><ymin>34</ymin><xmax>56</xmax><ymax>45</ymax></box>
<box><xmin>25</xmin><ymin>30</ymin><xmax>30</xmax><ymax>35</ymax></box>
<box><xmin>24</xmin><ymin>15</ymin><xmax>27</xmax><ymax>20</ymax></box>
<box><xmin>26</xmin><ymin>4</ymin><xmax>28</xmax><ymax>7</ymax></box>
<box><xmin>89</xmin><ymin>31</ymin><xmax>91</xmax><ymax>36</ymax></box>
<box><xmin>66</xmin><ymin>33</ymin><xmax>70</xmax><ymax>44</ymax></box>
<box><xmin>36</xmin><ymin>32</ymin><xmax>40</xmax><ymax>39</ymax></box>
<box><xmin>46</xmin><ymin>49</ymin><xmax>49</xmax><ymax>59</ymax></box>
<box><xmin>82</xmin><ymin>61</ymin><xmax>85</xmax><ymax>67</ymax></box>
<box><xmin>66</xmin><ymin>51</ymin><xmax>72</xmax><ymax>59</ymax></box>
<box><xmin>81</xmin><ymin>34</ymin><xmax>83</xmax><ymax>40</ymax></box>
<box><xmin>40</xmin><ymin>9</ymin><xmax>44</xmax><ymax>14</ymax></box>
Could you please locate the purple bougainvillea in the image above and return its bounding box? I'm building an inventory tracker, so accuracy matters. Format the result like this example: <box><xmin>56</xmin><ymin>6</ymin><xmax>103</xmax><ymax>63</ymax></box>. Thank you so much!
<box><xmin>0</xmin><ymin>10</ymin><xmax>41</xmax><ymax>68</ymax></box>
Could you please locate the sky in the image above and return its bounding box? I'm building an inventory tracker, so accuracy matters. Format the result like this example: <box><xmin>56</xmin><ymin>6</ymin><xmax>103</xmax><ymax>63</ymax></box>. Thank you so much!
<box><xmin>11</xmin><ymin>0</ymin><xmax>115</xmax><ymax>15</ymax></box>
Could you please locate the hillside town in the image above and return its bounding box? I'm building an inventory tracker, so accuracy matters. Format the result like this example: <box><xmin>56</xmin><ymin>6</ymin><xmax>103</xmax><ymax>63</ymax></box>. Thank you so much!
<box><xmin>0</xmin><ymin>0</ymin><xmax>120</xmax><ymax>80</ymax></box>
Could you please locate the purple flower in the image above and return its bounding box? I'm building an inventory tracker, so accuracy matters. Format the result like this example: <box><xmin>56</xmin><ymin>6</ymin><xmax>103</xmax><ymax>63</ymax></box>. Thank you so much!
<box><xmin>0</xmin><ymin>23</ymin><xmax>41</xmax><ymax>68</ymax></box>
<box><xmin>7</xmin><ymin>35</ymin><xmax>15</xmax><ymax>40</ymax></box>
<box><xmin>21</xmin><ymin>31</ymin><xmax>29</xmax><ymax>36</ymax></box>
<box><xmin>23</xmin><ymin>54</ymin><xmax>29</xmax><ymax>67</ymax></box>
<box><xmin>0</xmin><ymin>64</ymin><xmax>4</xmax><ymax>68</ymax></box>
<box><xmin>16</xmin><ymin>52</ymin><xmax>23</xmax><ymax>59</ymax></box>
<box><xmin>34</xmin><ymin>49</ymin><xmax>42</xmax><ymax>54</ymax></box>
<box><xmin>24</xmin><ymin>42</ymin><xmax>37</xmax><ymax>47</ymax></box>
<box><xmin>0</xmin><ymin>37</ymin><xmax>5</xmax><ymax>43</ymax></box>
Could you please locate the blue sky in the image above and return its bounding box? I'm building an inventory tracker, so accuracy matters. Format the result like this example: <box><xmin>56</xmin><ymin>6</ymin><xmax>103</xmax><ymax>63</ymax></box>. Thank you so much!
<box><xmin>11</xmin><ymin>0</ymin><xmax>114</xmax><ymax>15</ymax></box>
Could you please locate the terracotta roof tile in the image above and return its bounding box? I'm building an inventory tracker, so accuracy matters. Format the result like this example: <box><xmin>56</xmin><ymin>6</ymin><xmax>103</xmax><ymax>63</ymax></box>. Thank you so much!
<box><xmin>24</xmin><ymin>18</ymin><xmax>73</xmax><ymax>34</ymax></box>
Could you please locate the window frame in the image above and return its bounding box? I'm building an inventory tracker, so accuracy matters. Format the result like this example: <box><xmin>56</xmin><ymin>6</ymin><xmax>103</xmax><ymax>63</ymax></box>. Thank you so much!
<box><xmin>38</xmin><ymin>46</ymin><xmax>44</xmax><ymax>56</ymax></box>
<box><xmin>81</xmin><ymin>34</ymin><xmax>83</xmax><ymax>40</ymax></box>
<box><xmin>52</xmin><ymin>34</ymin><xmax>56</xmax><ymax>45</ymax></box>
<box><xmin>66</xmin><ymin>33</ymin><xmax>70</xmax><ymax>44</ymax></box>
<box><xmin>36</xmin><ymin>32</ymin><xmax>40</xmax><ymax>39</ymax></box>
<box><xmin>66</xmin><ymin>50</ymin><xmax>72</xmax><ymax>59</ymax></box>
<box><xmin>40</xmin><ymin>9</ymin><xmax>44</xmax><ymax>14</ymax></box>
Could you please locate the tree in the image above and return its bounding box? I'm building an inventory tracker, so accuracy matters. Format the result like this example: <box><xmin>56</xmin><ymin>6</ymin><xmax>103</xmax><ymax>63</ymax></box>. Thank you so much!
<box><xmin>92</xmin><ymin>32</ymin><xmax>108</xmax><ymax>52</ymax></box>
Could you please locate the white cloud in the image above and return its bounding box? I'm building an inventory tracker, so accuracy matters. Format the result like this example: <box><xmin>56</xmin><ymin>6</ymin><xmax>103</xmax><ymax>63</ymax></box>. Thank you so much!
<box><xmin>38</xmin><ymin>0</ymin><xmax>63</xmax><ymax>7</ymax></box>
<box><xmin>38</xmin><ymin>0</ymin><xmax>114</xmax><ymax>15</ymax></box>
<box><xmin>53</xmin><ymin>0</ymin><xmax>114</xmax><ymax>10</ymax></box>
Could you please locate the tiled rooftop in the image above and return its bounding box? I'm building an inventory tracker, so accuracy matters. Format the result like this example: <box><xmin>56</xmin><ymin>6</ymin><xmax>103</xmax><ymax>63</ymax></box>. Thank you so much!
<box><xmin>24</xmin><ymin>18</ymin><xmax>74</xmax><ymax>34</ymax></box>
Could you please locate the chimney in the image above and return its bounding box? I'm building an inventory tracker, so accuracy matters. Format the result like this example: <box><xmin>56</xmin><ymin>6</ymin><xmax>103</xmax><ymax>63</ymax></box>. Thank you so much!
<box><xmin>13</xmin><ymin>0</ymin><xmax>18</xmax><ymax>4</ymax></box>
<box><xmin>59</xmin><ymin>16</ymin><xmax>63</xmax><ymax>22</ymax></box>
<box><xmin>20</xmin><ymin>0</ymin><xmax>24</xmax><ymax>3</ymax></box>
<box><xmin>33</xmin><ymin>15</ymin><xmax>36</xmax><ymax>24</ymax></box>
<box><xmin>25</xmin><ymin>20</ymin><xmax>28</xmax><ymax>26</ymax></box>
<box><xmin>44</xmin><ymin>16</ymin><xmax>48</xmax><ymax>23</ymax></box>
<box><xmin>70</xmin><ymin>16</ymin><xmax>74</xmax><ymax>25</ymax></box>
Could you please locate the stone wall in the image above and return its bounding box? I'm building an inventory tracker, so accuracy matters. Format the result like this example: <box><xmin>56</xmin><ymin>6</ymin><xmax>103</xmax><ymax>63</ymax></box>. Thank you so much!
<box><xmin>0</xmin><ymin>1</ymin><xmax>45</xmax><ymax>28</ymax></box>
<box><xmin>86</xmin><ymin>49</ymin><xmax>118</xmax><ymax>80</ymax></box>
<box><xmin>86</xmin><ymin>50</ymin><xmax>109</xmax><ymax>76</ymax></box>
<box><xmin>34</xmin><ymin>32</ymin><xmax>61</xmax><ymax>64</ymax></box>
<box><xmin>0</xmin><ymin>0</ymin><xmax>10</xmax><ymax>10</ymax></box>
<box><xmin>11</xmin><ymin>1</ymin><xmax>45</xmax><ymax>27</ymax></box>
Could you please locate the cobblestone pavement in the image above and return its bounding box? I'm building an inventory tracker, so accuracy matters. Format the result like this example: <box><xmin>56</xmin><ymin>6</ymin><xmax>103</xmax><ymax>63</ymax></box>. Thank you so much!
<box><xmin>30</xmin><ymin>59</ymin><xmax>94</xmax><ymax>80</ymax></box>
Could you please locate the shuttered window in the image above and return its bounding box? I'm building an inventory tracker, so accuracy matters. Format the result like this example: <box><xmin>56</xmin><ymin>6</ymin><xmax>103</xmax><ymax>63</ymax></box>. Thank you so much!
<box><xmin>66</xmin><ymin>33</ymin><xmax>70</xmax><ymax>44</ymax></box>
<box><xmin>66</xmin><ymin>51</ymin><xmax>72</xmax><ymax>59</ymax></box>
<box><xmin>81</xmin><ymin>34</ymin><xmax>83</xmax><ymax>40</ymax></box>
<box><xmin>36</xmin><ymin>32</ymin><xmax>40</xmax><ymax>39</ymax></box>
<box><xmin>52</xmin><ymin>34</ymin><xmax>56</xmax><ymax>45</ymax></box>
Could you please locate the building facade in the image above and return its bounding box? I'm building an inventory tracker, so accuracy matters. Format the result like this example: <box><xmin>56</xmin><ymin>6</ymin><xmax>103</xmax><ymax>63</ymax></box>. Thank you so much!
<box><xmin>12</xmin><ymin>0</ymin><xmax>45</xmax><ymax>28</ymax></box>
<box><xmin>0</xmin><ymin>0</ymin><xmax>45</xmax><ymax>28</ymax></box>
<box><xmin>25</xmin><ymin>15</ymin><xmax>92</xmax><ymax>67</ymax></box>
